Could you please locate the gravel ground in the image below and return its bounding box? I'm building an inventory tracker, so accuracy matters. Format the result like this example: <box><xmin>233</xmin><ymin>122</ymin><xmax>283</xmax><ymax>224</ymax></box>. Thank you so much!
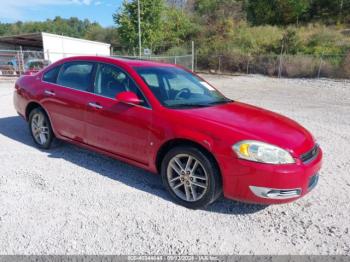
<box><xmin>0</xmin><ymin>75</ymin><xmax>349</xmax><ymax>255</ymax></box>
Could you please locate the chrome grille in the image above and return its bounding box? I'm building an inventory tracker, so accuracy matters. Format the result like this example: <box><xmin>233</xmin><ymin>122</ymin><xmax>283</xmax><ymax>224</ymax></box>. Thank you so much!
<box><xmin>308</xmin><ymin>174</ymin><xmax>319</xmax><ymax>192</ymax></box>
<box><xmin>301</xmin><ymin>144</ymin><xmax>319</xmax><ymax>163</ymax></box>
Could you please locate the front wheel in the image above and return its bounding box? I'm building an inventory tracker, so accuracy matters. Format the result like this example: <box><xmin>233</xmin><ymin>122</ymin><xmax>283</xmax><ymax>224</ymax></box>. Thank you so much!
<box><xmin>29</xmin><ymin>108</ymin><xmax>54</xmax><ymax>149</ymax></box>
<box><xmin>161</xmin><ymin>146</ymin><xmax>222</xmax><ymax>209</ymax></box>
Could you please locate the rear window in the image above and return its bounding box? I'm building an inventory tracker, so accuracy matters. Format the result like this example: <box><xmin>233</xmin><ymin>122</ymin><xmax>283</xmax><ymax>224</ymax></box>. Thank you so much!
<box><xmin>43</xmin><ymin>65</ymin><xmax>61</xmax><ymax>83</ymax></box>
<box><xmin>57</xmin><ymin>62</ymin><xmax>94</xmax><ymax>91</ymax></box>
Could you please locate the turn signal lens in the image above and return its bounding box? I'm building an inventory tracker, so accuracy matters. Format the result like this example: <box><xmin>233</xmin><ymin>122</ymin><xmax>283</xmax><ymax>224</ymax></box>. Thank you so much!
<box><xmin>239</xmin><ymin>143</ymin><xmax>250</xmax><ymax>157</ymax></box>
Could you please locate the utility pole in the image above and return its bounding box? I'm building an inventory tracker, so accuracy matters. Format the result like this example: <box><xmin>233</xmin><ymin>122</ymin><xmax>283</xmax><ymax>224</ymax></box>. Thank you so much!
<box><xmin>138</xmin><ymin>0</ymin><xmax>142</xmax><ymax>59</ymax></box>
<box><xmin>191</xmin><ymin>41</ymin><xmax>194</xmax><ymax>72</ymax></box>
<box><xmin>339</xmin><ymin>0</ymin><xmax>344</xmax><ymax>24</ymax></box>
<box><xmin>278</xmin><ymin>42</ymin><xmax>284</xmax><ymax>78</ymax></box>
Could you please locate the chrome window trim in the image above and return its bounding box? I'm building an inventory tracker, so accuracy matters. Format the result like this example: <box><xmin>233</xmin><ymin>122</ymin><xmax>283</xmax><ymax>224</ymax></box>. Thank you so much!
<box><xmin>41</xmin><ymin>81</ymin><xmax>152</xmax><ymax>111</ymax></box>
<box><xmin>41</xmin><ymin>60</ymin><xmax>152</xmax><ymax>110</ymax></box>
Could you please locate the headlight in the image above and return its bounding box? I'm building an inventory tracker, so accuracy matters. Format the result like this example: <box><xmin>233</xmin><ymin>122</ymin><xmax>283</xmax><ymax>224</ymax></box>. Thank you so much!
<box><xmin>233</xmin><ymin>140</ymin><xmax>295</xmax><ymax>164</ymax></box>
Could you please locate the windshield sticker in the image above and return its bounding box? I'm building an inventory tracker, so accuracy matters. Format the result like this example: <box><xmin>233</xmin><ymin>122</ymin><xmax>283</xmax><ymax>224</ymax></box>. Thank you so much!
<box><xmin>200</xmin><ymin>81</ymin><xmax>215</xmax><ymax>91</ymax></box>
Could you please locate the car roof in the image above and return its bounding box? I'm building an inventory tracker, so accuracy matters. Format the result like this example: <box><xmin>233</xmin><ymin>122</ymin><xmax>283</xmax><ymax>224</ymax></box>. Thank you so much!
<box><xmin>57</xmin><ymin>55</ymin><xmax>176</xmax><ymax>68</ymax></box>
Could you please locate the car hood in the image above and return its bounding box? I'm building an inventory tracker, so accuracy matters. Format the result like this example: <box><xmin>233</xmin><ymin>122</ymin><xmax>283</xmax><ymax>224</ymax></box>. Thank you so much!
<box><xmin>176</xmin><ymin>102</ymin><xmax>315</xmax><ymax>156</ymax></box>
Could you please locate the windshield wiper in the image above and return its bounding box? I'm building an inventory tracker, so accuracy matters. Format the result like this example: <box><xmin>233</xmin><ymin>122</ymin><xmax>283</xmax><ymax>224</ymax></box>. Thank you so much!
<box><xmin>166</xmin><ymin>99</ymin><xmax>233</xmax><ymax>109</ymax></box>
<box><xmin>167</xmin><ymin>103</ymin><xmax>210</xmax><ymax>108</ymax></box>
<box><xmin>209</xmin><ymin>99</ymin><xmax>233</xmax><ymax>105</ymax></box>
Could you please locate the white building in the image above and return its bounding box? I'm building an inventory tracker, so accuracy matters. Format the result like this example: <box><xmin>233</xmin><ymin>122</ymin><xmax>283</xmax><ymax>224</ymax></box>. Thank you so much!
<box><xmin>0</xmin><ymin>32</ymin><xmax>111</xmax><ymax>63</ymax></box>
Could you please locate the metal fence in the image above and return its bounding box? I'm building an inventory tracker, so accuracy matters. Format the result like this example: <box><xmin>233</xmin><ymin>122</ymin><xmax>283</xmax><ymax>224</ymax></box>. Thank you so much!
<box><xmin>196</xmin><ymin>53</ymin><xmax>350</xmax><ymax>79</ymax></box>
<box><xmin>1</xmin><ymin>48</ymin><xmax>349</xmax><ymax>79</ymax></box>
<box><xmin>111</xmin><ymin>41</ymin><xmax>195</xmax><ymax>71</ymax></box>
<box><xmin>0</xmin><ymin>50</ymin><xmax>45</xmax><ymax>76</ymax></box>
<box><xmin>111</xmin><ymin>54</ymin><xmax>194</xmax><ymax>70</ymax></box>
<box><xmin>0</xmin><ymin>49</ymin><xmax>195</xmax><ymax>77</ymax></box>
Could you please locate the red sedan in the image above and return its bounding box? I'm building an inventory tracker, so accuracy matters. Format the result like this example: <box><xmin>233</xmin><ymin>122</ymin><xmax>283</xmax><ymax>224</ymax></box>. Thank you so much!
<box><xmin>13</xmin><ymin>56</ymin><xmax>322</xmax><ymax>209</ymax></box>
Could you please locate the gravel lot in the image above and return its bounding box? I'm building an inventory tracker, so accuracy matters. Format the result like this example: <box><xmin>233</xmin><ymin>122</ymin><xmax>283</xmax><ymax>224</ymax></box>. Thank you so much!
<box><xmin>0</xmin><ymin>75</ymin><xmax>349</xmax><ymax>255</ymax></box>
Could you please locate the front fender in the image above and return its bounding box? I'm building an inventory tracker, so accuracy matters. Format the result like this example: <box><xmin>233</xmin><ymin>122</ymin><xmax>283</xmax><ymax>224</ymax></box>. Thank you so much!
<box><xmin>150</xmin><ymin>126</ymin><xmax>218</xmax><ymax>174</ymax></box>
<box><xmin>172</xmin><ymin>128</ymin><xmax>215</xmax><ymax>152</ymax></box>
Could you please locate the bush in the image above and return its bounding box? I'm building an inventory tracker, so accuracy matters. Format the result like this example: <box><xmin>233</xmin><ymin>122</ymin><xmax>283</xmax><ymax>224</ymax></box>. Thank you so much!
<box><xmin>250</xmin><ymin>55</ymin><xmax>279</xmax><ymax>76</ymax></box>
<box><xmin>230</xmin><ymin>23</ymin><xmax>285</xmax><ymax>54</ymax></box>
<box><xmin>340</xmin><ymin>52</ymin><xmax>350</xmax><ymax>78</ymax></box>
<box><xmin>164</xmin><ymin>46</ymin><xmax>189</xmax><ymax>56</ymax></box>
<box><xmin>297</xmin><ymin>24</ymin><xmax>350</xmax><ymax>55</ymax></box>
<box><xmin>194</xmin><ymin>22</ymin><xmax>350</xmax><ymax>78</ymax></box>
<box><xmin>282</xmin><ymin>55</ymin><xmax>319</xmax><ymax>77</ymax></box>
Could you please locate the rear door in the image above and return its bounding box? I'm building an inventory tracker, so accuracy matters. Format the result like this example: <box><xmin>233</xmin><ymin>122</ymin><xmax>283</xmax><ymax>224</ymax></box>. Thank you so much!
<box><xmin>41</xmin><ymin>61</ymin><xmax>95</xmax><ymax>142</ymax></box>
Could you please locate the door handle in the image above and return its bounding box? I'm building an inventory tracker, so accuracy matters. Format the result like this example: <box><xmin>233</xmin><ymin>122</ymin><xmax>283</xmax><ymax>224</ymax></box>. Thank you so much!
<box><xmin>44</xmin><ymin>90</ymin><xmax>55</xmax><ymax>96</ymax></box>
<box><xmin>88</xmin><ymin>102</ymin><xmax>103</xmax><ymax>109</ymax></box>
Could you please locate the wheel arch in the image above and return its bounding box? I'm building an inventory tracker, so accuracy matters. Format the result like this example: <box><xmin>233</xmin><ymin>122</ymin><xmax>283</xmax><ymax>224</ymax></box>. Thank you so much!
<box><xmin>25</xmin><ymin>101</ymin><xmax>56</xmax><ymax>135</ymax></box>
<box><xmin>25</xmin><ymin>101</ymin><xmax>43</xmax><ymax>121</ymax></box>
<box><xmin>155</xmin><ymin>138</ymin><xmax>222</xmax><ymax>178</ymax></box>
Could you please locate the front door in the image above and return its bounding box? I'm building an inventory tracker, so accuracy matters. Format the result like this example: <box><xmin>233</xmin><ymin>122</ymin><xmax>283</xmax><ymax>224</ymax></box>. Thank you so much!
<box><xmin>84</xmin><ymin>63</ymin><xmax>152</xmax><ymax>165</ymax></box>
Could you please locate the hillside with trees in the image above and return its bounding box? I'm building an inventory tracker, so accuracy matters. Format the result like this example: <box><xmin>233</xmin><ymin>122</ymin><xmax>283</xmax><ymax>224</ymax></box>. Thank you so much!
<box><xmin>1</xmin><ymin>0</ymin><xmax>350</xmax><ymax>77</ymax></box>
<box><xmin>0</xmin><ymin>17</ymin><xmax>120</xmax><ymax>48</ymax></box>
<box><xmin>114</xmin><ymin>0</ymin><xmax>350</xmax><ymax>77</ymax></box>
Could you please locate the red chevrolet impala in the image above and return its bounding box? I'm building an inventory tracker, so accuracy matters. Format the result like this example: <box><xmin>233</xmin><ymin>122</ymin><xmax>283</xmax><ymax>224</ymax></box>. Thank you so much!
<box><xmin>13</xmin><ymin>56</ymin><xmax>322</xmax><ymax>209</ymax></box>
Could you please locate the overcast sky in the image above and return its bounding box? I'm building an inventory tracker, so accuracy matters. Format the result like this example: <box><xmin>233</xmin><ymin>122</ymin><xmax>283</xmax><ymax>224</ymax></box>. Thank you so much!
<box><xmin>0</xmin><ymin>0</ymin><xmax>123</xmax><ymax>27</ymax></box>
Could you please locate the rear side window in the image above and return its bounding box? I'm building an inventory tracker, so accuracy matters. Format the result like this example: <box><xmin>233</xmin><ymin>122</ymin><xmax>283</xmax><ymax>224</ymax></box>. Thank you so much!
<box><xmin>43</xmin><ymin>65</ymin><xmax>61</xmax><ymax>83</ymax></box>
<box><xmin>57</xmin><ymin>62</ymin><xmax>94</xmax><ymax>91</ymax></box>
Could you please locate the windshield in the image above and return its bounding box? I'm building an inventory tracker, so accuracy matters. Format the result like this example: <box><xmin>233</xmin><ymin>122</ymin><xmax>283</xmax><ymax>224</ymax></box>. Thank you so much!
<box><xmin>134</xmin><ymin>66</ymin><xmax>231</xmax><ymax>109</ymax></box>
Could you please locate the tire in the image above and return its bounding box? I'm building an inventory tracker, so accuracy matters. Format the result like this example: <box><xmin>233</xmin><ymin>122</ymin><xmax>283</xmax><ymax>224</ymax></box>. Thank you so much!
<box><xmin>29</xmin><ymin>107</ymin><xmax>54</xmax><ymax>149</ymax></box>
<box><xmin>161</xmin><ymin>146</ymin><xmax>222</xmax><ymax>209</ymax></box>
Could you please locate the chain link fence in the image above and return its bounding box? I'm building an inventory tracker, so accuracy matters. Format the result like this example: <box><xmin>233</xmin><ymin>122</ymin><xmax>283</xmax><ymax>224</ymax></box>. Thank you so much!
<box><xmin>111</xmin><ymin>54</ymin><xmax>194</xmax><ymax>70</ymax></box>
<box><xmin>111</xmin><ymin>41</ymin><xmax>195</xmax><ymax>71</ymax></box>
<box><xmin>1</xmin><ymin>46</ymin><xmax>349</xmax><ymax>79</ymax></box>
<box><xmin>0</xmin><ymin>46</ymin><xmax>195</xmax><ymax>77</ymax></box>
<box><xmin>196</xmin><ymin>52</ymin><xmax>350</xmax><ymax>79</ymax></box>
<box><xmin>0</xmin><ymin>50</ymin><xmax>45</xmax><ymax>76</ymax></box>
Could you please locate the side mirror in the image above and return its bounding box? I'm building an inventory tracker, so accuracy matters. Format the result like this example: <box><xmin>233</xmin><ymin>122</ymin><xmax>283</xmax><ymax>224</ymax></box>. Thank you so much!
<box><xmin>115</xmin><ymin>91</ymin><xmax>142</xmax><ymax>105</ymax></box>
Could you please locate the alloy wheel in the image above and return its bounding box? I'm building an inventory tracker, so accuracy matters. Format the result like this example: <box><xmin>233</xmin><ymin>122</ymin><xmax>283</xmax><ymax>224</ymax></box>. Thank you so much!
<box><xmin>167</xmin><ymin>154</ymin><xmax>209</xmax><ymax>202</ymax></box>
<box><xmin>31</xmin><ymin>113</ymin><xmax>50</xmax><ymax>145</ymax></box>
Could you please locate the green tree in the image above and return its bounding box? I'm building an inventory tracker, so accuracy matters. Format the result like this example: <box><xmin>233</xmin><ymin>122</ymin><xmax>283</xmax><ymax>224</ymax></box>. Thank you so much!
<box><xmin>162</xmin><ymin>7</ymin><xmax>198</xmax><ymax>46</ymax></box>
<box><xmin>309</xmin><ymin>0</ymin><xmax>350</xmax><ymax>24</ymax></box>
<box><xmin>246</xmin><ymin>0</ymin><xmax>310</xmax><ymax>25</ymax></box>
<box><xmin>246</xmin><ymin>0</ymin><xmax>279</xmax><ymax>25</ymax></box>
<box><xmin>85</xmin><ymin>25</ymin><xmax>121</xmax><ymax>48</ymax></box>
<box><xmin>279</xmin><ymin>0</ymin><xmax>310</xmax><ymax>25</ymax></box>
<box><xmin>113</xmin><ymin>0</ymin><xmax>165</xmax><ymax>52</ymax></box>
<box><xmin>0</xmin><ymin>17</ymin><xmax>120</xmax><ymax>49</ymax></box>
<box><xmin>194</xmin><ymin>0</ymin><xmax>244</xmax><ymax>22</ymax></box>
<box><xmin>0</xmin><ymin>16</ymin><xmax>100</xmax><ymax>38</ymax></box>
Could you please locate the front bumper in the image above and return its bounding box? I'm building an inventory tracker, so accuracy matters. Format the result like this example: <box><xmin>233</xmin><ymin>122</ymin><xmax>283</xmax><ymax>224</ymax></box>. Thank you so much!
<box><xmin>218</xmin><ymin>147</ymin><xmax>323</xmax><ymax>204</ymax></box>
<box><xmin>249</xmin><ymin>173</ymin><xmax>318</xmax><ymax>200</ymax></box>
<box><xmin>249</xmin><ymin>186</ymin><xmax>302</xmax><ymax>199</ymax></box>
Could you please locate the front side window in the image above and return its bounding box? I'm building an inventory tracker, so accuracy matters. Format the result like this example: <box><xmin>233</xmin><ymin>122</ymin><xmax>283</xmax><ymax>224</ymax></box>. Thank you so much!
<box><xmin>134</xmin><ymin>66</ymin><xmax>231</xmax><ymax>109</ymax></box>
<box><xmin>43</xmin><ymin>65</ymin><xmax>61</xmax><ymax>83</ymax></box>
<box><xmin>57</xmin><ymin>62</ymin><xmax>94</xmax><ymax>91</ymax></box>
<box><xmin>94</xmin><ymin>63</ymin><xmax>148</xmax><ymax>107</ymax></box>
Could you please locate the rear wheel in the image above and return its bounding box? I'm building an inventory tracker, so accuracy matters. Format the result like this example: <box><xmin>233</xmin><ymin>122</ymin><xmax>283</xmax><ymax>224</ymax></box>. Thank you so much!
<box><xmin>161</xmin><ymin>146</ymin><xmax>222</xmax><ymax>209</ymax></box>
<box><xmin>29</xmin><ymin>108</ymin><xmax>54</xmax><ymax>149</ymax></box>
